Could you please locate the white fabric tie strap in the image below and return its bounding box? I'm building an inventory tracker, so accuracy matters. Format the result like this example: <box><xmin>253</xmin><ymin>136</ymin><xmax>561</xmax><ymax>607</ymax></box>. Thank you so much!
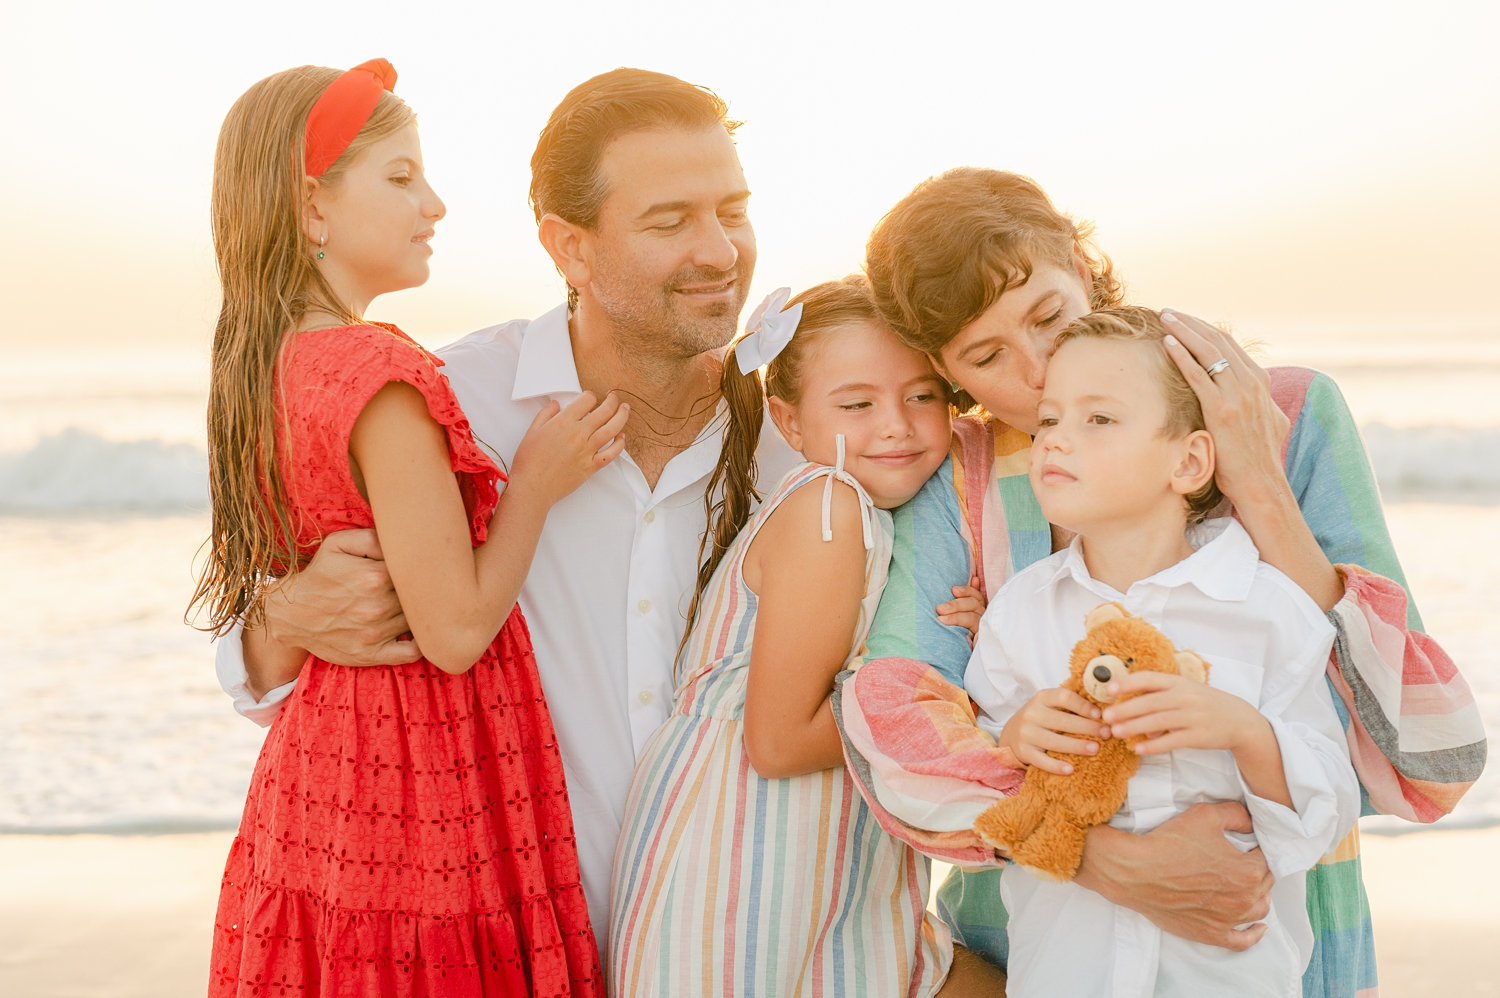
<box><xmin>819</xmin><ymin>434</ymin><xmax>874</xmax><ymax>549</ymax></box>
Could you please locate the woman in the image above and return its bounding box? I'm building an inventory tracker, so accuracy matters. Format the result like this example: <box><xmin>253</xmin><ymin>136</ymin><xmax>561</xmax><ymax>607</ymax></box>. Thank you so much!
<box><xmin>834</xmin><ymin>168</ymin><xmax>1486</xmax><ymax>998</ymax></box>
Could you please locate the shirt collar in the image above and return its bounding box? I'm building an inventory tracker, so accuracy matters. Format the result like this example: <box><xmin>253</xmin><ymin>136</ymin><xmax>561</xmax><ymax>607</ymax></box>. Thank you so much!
<box><xmin>512</xmin><ymin>302</ymin><xmax>582</xmax><ymax>401</ymax></box>
<box><xmin>1036</xmin><ymin>516</ymin><xmax>1260</xmax><ymax>603</ymax></box>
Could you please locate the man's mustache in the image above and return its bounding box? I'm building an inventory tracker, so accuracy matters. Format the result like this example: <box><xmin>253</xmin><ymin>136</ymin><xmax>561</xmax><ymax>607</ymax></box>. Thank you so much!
<box><xmin>666</xmin><ymin>268</ymin><xmax>741</xmax><ymax>292</ymax></box>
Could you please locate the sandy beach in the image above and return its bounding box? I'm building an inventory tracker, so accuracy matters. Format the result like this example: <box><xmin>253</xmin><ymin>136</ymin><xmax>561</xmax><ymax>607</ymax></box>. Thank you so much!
<box><xmin>0</xmin><ymin>827</ymin><xmax>1494</xmax><ymax>997</ymax></box>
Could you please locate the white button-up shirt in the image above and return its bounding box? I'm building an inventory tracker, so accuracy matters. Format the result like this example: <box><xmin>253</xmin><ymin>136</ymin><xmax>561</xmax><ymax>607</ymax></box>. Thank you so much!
<box><xmin>964</xmin><ymin>517</ymin><xmax>1359</xmax><ymax>998</ymax></box>
<box><xmin>217</xmin><ymin>303</ymin><xmax>800</xmax><ymax>949</ymax></box>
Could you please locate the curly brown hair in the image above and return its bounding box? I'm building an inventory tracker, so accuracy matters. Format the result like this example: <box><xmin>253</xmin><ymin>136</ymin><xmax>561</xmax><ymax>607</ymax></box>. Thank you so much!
<box><xmin>865</xmin><ymin>168</ymin><xmax>1124</xmax><ymax>382</ymax></box>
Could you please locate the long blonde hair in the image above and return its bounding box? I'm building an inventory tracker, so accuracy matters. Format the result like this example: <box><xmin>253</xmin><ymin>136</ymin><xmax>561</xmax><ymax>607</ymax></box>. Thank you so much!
<box><xmin>188</xmin><ymin>65</ymin><xmax>414</xmax><ymax>634</ymax></box>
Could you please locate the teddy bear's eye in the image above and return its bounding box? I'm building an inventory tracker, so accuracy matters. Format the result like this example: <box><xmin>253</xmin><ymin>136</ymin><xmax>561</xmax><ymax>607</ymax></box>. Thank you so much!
<box><xmin>1124</xmin><ymin>657</ymin><xmax>1134</xmax><ymax>667</ymax></box>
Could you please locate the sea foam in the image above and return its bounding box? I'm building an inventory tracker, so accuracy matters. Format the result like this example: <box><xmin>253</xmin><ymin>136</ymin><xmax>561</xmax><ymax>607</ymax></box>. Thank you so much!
<box><xmin>0</xmin><ymin>428</ymin><xmax>207</xmax><ymax>512</ymax></box>
<box><xmin>2</xmin><ymin>422</ymin><xmax>1496</xmax><ymax>514</ymax></box>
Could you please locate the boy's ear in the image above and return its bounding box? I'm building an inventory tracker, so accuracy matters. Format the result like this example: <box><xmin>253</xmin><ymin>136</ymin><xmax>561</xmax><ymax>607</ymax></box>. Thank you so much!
<box><xmin>537</xmin><ymin>213</ymin><xmax>592</xmax><ymax>293</ymax></box>
<box><xmin>767</xmin><ymin>395</ymin><xmax>802</xmax><ymax>452</ymax></box>
<box><xmin>1171</xmin><ymin>428</ymin><xmax>1216</xmax><ymax>497</ymax></box>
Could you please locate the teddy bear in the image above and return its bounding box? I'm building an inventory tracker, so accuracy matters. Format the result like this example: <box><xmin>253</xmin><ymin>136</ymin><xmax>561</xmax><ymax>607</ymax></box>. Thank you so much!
<box><xmin>972</xmin><ymin>601</ymin><xmax>1210</xmax><ymax>881</ymax></box>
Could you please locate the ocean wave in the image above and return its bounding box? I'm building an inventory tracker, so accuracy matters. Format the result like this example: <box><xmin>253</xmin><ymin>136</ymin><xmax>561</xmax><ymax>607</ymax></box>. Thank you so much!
<box><xmin>1</xmin><ymin>423</ymin><xmax>1497</xmax><ymax>514</ymax></box>
<box><xmin>0</xmin><ymin>428</ymin><xmax>207</xmax><ymax>512</ymax></box>
<box><xmin>1361</xmin><ymin>423</ymin><xmax>1500</xmax><ymax>502</ymax></box>
<box><xmin>0</xmin><ymin>814</ymin><xmax>241</xmax><ymax>836</ymax></box>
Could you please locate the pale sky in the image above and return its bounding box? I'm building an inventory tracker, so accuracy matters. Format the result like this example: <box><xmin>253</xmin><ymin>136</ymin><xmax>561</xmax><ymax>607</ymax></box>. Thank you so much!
<box><xmin>3</xmin><ymin>0</ymin><xmax>1497</xmax><ymax>353</ymax></box>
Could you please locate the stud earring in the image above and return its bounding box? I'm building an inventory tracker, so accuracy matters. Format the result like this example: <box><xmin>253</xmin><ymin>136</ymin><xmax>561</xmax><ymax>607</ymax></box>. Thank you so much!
<box><xmin>317</xmin><ymin>234</ymin><xmax>326</xmax><ymax>261</ymax></box>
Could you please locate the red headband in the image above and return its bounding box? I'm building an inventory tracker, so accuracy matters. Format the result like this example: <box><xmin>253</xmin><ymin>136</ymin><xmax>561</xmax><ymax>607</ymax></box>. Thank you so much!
<box><xmin>304</xmin><ymin>58</ymin><xmax>398</xmax><ymax>177</ymax></box>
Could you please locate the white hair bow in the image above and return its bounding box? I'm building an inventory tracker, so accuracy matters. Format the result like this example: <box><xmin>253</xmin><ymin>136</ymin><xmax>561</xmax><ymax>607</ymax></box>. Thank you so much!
<box><xmin>735</xmin><ymin>287</ymin><xmax>804</xmax><ymax>374</ymax></box>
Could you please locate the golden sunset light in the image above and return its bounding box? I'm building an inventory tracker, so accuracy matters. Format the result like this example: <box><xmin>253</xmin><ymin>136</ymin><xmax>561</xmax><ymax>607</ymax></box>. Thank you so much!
<box><xmin>3</xmin><ymin>3</ymin><xmax>1497</xmax><ymax>996</ymax></box>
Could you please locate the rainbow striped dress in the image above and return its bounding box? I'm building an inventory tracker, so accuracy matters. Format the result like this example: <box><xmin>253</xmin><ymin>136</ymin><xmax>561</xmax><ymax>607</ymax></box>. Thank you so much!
<box><xmin>608</xmin><ymin>461</ymin><xmax>953</xmax><ymax>998</ymax></box>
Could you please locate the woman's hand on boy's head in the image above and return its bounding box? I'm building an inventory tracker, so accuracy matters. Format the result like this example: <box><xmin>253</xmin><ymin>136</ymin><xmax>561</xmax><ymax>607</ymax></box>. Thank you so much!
<box><xmin>1160</xmin><ymin>310</ymin><xmax>1289</xmax><ymax>508</ymax></box>
<box><xmin>511</xmin><ymin>391</ymin><xmax>629</xmax><ymax>506</ymax></box>
<box><xmin>1162</xmin><ymin>311</ymin><xmax>1345</xmax><ymax>610</ymax></box>
<box><xmin>1101</xmin><ymin>670</ymin><xmax>1261</xmax><ymax>756</ymax></box>
<box><xmin>936</xmin><ymin>583</ymin><xmax>987</xmax><ymax>644</ymax></box>
<box><xmin>999</xmin><ymin>688</ymin><xmax>1106</xmax><ymax>775</ymax></box>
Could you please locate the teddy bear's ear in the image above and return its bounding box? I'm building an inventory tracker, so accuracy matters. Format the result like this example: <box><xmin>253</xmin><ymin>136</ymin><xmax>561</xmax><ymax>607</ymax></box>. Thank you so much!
<box><xmin>1084</xmin><ymin>602</ymin><xmax>1128</xmax><ymax>629</ymax></box>
<box><xmin>1175</xmin><ymin>651</ymin><xmax>1210</xmax><ymax>684</ymax></box>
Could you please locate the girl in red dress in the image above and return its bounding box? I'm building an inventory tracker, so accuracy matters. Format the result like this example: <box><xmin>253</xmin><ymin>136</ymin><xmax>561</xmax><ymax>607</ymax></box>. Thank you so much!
<box><xmin>190</xmin><ymin>60</ymin><xmax>623</xmax><ymax>997</ymax></box>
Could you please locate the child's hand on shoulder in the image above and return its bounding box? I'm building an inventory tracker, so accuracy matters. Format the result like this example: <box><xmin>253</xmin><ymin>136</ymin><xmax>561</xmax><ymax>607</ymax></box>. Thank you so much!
<box><xmin>936</xmin><ymin>582</ymin><xmax>986</xmax><ymax>644</ymax></box>
<box><xmin>511</xmin><ymin>391</ymin><xmax>629</xmax><ymax>505</ymax></box>
<box><xmin>1101</xmin><ymin>672</ymin><xmax>1264</xmax><ymax>757</ymax></box>
<box><xmin>999</xmin><ymin>689</ymin><xmax>1106</xmax><ymax>775</ymax></box>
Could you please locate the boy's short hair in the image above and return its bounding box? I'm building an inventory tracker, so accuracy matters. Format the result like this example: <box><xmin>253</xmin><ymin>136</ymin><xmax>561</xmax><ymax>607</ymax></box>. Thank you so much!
<box><xmin>1053</xmin><ymin>306</ymin><xmax>1226</xmax><ymax>522</ymax></box>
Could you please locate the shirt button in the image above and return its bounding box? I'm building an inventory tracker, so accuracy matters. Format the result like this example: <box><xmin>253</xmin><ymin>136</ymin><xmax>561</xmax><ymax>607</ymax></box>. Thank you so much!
<box><xmin>644</xmin><ymin>509</ymin><xmax>656</xmax><ymax>523</ymax></box>
<box><xmin>638</xmin><ymin>599</ymin><xmax>652</xmax><ymax>614</ymax></box>
<box><xmin>638</xmin><ymin>690</ymin><xmax>654</xmax><ymax>705</ymax></box>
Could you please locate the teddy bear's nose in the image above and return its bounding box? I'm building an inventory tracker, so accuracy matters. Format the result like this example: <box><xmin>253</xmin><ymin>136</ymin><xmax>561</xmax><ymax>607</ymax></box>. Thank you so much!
<box><xmin>1092</xmin><ymin>665</ymin><xmax>1113</xmax><ymax>683</ymax></box>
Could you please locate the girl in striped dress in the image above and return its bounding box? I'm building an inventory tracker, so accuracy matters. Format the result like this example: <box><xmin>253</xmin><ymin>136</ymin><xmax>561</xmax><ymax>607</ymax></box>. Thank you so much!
<box><xmin>608</xmin><ymin>279</ymin><xmax>970</xmax><ymax>997</ymax></box>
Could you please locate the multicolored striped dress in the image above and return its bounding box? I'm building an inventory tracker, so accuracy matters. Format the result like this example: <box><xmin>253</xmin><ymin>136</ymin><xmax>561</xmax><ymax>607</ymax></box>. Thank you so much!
<box><xmin>833</xmin><ymin>367</ymin><xmax>1487</xmax><ymax>998</ymax></box>
<box><xmin>609</xmin><ymin>461</ymin><xmax>953</xmax><ymax>998</ymax></box>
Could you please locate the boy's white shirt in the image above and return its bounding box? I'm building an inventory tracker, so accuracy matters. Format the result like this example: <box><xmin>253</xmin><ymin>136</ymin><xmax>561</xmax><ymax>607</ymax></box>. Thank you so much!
<box><xmin>964</xmin><ymin>516</ymin><xmax>1359</xmax><ymax>998</ymax></box>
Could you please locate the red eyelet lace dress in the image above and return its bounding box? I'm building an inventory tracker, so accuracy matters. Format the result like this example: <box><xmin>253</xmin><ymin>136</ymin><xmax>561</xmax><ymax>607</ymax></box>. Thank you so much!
<box><xmin>209</xmin><ymin>324</ymin><xmax>601</xmax><ymax>997</ymax></box>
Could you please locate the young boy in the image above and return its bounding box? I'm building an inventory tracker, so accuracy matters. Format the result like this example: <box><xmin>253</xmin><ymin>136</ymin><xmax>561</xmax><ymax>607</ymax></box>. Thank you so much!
<box><xmin>965</xmin><ymin>307</ymin><xmax>1360</xmax><ymax>998</ymax></box>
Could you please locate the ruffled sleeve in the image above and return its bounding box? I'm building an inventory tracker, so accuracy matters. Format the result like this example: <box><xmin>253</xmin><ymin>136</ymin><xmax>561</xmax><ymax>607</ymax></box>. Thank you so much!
<box><xmin>275</xmin><ymin>323</ymin><xmax>501</xmax><ymax>555</ymax></box>
<box><xmin>835</xmin><ymin>656</ymin><xmax>1022</xmax><ymax>865</ymax></box>
<box><xmin>1276</xmin><ymin>367</ymin><xmax>1486</xmax><ymax>820</ymax></box>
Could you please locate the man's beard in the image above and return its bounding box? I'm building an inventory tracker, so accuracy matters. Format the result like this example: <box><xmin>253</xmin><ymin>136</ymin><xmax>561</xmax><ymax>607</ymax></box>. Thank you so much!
<box><xmin>596</xmin><ymin>265</ymin><xmax>749</xmax><ymax>362</ymax></box>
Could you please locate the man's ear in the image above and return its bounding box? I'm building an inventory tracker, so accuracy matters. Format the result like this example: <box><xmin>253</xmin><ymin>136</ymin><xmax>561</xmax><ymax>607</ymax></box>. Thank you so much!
<box><xmin>1171</xmin><ymin>429</ymin><xmax>1216</xmax><ymax>497</ymax></box>
<box><xmin>537</xmin><ymin>213</ymin><xmax>592</xmax><ymax>293</ymax></box>
<box><xmin>767</xmin><ymin>395</ymin><xmax>802</xmax><ymax>452</ymax></box>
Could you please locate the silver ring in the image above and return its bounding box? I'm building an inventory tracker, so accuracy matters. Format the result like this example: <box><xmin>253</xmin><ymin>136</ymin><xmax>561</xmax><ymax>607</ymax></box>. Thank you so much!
<box><xmin>1204</xmin><ymin>358</ymin><xmax>1230</xmax><ymax>378</ymax></box>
